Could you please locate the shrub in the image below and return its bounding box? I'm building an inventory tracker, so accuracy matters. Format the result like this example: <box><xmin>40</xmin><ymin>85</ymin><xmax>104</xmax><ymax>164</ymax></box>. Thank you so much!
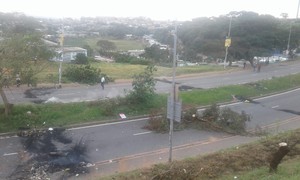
<box><xmin>73</xmin><ymin>53</ymin><xmax>89</xmax><ymax>65</ymax></box>
<box><xmin>126</xmin><ymin>65</ymin><xmax>157</xmax><ymax>105</ymax></box>
<box><xmin>217</xmin><ymin>108</ymin><xmax>251</xmax><ymax>133</ymax></box>
<box><xmin>63</xmin><ymin>65</ymin><xmax>101</xmax><ymax>84</ymax></box>
<box><xmin>201</xmin><ymin>103</ymin><xmax>220</xmax><ymax>122</ymax></box>
<box><xmin>190</xmin><ymin>104</ymin><xmax>251</xmax><ymax>134</ymax></box>
<box><xmin>143</xmin><ymin>110</ymin><xmax>168</xmax><ymax>133</ymax></box>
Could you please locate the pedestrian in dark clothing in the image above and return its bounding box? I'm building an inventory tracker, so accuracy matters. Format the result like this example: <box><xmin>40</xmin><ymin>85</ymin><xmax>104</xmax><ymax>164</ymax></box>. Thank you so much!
<box><xmin>3</xmin><ymin>76</ymin><xmax>9</xmax><ymax>88</ymax></box>
<box><xmin>257</xmin><ymin>63</ymin><xmax>261</xmax><ymax>72</ymax></box>
<box><xmin>16</xmin><ymin>73</ymin><xmax>21</xmax><ymax>87</ymax></box>
<box><xmin>100</xmin><ymin>76</ymin><xmax>105</xmax><ymax>90</ymax></box>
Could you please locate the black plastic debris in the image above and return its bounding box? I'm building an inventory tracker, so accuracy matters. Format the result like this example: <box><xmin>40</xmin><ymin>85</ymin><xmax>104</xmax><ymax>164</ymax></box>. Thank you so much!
<box><xmin>10</xmin><ymin>128</ymin><xmax>90</xmax><ymax>179</ymax></box>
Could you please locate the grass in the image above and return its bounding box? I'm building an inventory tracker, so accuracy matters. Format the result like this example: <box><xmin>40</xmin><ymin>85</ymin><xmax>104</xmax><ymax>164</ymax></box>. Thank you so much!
<box><xmin>101</xmin><ymin>129</ymin><xmax>300</xmax><ymax>180</ymax></box>
<box><xmin>64</xmin><ymin>37</ymin><xmax>145</xmax><ymax>51</ymax></box>
<box><xmin>180</xmin><ymin>73</ymin><xmax>300</xmax><ymax>106</ymax></box>
<box><xmin>0</xmin><ymin>94</ymin><xmax>167</xmax><ymax>133</ymax></box>
<box><xmin>32</xmin><ymin>60</ymin><xmax>228</xmax><ymax>84</ymax></box>
<box><xmin>1</xmin><ymin>72</ymin><xmax>300</xmax><ymax>134</ymax></box>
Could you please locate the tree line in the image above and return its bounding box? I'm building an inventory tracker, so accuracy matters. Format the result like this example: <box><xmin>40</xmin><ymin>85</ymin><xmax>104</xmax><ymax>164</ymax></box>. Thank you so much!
<box><xmin>154</xmin><ymin>11</ymin><xmax>300</xmax><ymax>64</ymax></box>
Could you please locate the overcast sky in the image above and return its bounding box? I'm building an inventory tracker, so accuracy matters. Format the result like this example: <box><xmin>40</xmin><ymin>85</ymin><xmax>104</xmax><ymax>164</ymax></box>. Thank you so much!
<box><xmin>0</xmin><ymin>0</ymin><xmax>299</xmax><ymax>20</ymax></box>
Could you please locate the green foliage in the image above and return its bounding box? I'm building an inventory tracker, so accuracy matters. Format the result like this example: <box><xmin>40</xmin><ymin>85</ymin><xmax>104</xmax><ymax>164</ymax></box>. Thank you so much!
<box><xmin>202</xmin><ymin>103</ymin><xmax>220</xmax><ymax>121</ymax></box>
<box><xmin>74</xmin><ymin>53</ymin><xmax>89</xmax><ymax>65</ymax></box>
<box><xmin>143</xmin><ymin>110</ymin><xmax>169</xmax><ymax>133</ymax></box>
<box><xmin>182</xmin><ymin>104</ymin><xmax>251</xmax><ymax>134</ymax></box>
<box><xmin>82</xmin><ymin>44</ymin><xmax>94</xmax><ymax>57</ymax></box>
<box><xmin>114</xmin><ymin>53</ymin><xmax>152</xmax><ymax>65</ymax></box>
<box><xmin>97</xmin><ymin>40</ymin><xmax>117</xmax><ymax>52</ymax></box>
<box><xmin>99</xmin><ymin>97</ymin><xmax>126</xmax><ymax>116</ymax></box>
<box><xmin>217</xmin><ymin>108</ymin><xmax>251</xmax><ymax>133</ymax></box>
<box><xmin>166</xmin><ymin>11</ymin><xmax>300</xmax><ymax>62</ymax></box>
<box><xmin>127</xmin><ymin>65</ymin><xmax>157</xmax><ymax>104</ymax></box>
<box><xmin>141</xmin><ymin>44</ymin><xmax>171</xmax><ymax>63</ymax></box>
<box><xmin>63</xmin><ymin>65</ymin><xmax>101</xmax><ymax>84</ymax></box>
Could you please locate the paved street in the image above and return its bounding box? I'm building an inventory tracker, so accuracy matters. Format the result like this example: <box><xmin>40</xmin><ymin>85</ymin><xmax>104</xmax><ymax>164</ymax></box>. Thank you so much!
<box><xmin>1</xmin><ymin>60</ymin><xmax>300</xmax><ymax>179</ymax></box>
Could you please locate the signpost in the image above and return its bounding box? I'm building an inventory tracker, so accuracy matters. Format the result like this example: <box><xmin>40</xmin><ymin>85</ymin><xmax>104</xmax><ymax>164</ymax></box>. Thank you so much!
<box><xmin>224</xmin><ymin>16</ymin><xmax>233</xmax><ymax>69</ymax></box>
<box><xmin>168</xmin><ymin>23</ymin><xmax>182</xmax><ymax>163</ymax></box>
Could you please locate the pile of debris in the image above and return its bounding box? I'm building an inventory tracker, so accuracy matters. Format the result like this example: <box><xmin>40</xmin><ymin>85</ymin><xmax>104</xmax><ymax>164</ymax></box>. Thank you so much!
<box><xmin>9</xmin><ymin>127</ymin><xmax>90</xmax><ymax>179</ymax></box>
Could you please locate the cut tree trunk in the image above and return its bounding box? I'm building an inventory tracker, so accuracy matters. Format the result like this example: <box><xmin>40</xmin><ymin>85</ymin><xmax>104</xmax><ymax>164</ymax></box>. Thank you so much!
<box><xmin>269</xmin><ymin>142</ymin><xmax>290</xmax><ymax>173</ymax></box>
<box><xmin>0</xmin><ymin>87</ymin><xmax>12</xmax><ymax>116</ymax></box>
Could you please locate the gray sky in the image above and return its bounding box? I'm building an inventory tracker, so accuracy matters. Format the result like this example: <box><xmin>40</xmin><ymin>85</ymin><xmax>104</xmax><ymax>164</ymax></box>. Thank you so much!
<box><xmin>0</xmin><ymin>0</ymin><xmax>299</xmax><ymax>20</ymax></box>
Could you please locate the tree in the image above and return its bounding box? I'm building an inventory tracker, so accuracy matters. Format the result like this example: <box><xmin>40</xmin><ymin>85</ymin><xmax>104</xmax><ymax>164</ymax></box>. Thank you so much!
<box><xmin>82</xmin><ymin>44</ymin><xmax>93</xmax><ymax>57</ymax></box>
<box><xmin>74</xmin><ymin>53</ymin><xmax>89</xmax><ymax>64</ymax></box>
<box><xmin>127</xmin><ymin>65</ymin><xmax>157</xmax><ymax>104</ymax></box>
<box><xmin>0</xmin><ymin>27</ymin><xmax>53</xmax><ymax>116</ymax></box>
<box><xmin>96</xmin><ymin>40</ymin><xmax>117</xmax><ymax>52</ymax></box>
<box><xmin>141</xmin><ymin>44</ymin><xmax>170</xmax><ymax>63</ymax></box>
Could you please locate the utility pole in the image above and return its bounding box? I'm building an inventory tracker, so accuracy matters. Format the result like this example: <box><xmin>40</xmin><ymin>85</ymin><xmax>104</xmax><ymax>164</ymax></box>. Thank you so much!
<box><xmin>224</xmin><ymin>16</ymin><xmax>232</xmax><ymax>69</ymax></box>
<box><xmin>58</xmin><ymin>27</ymin><xmax>64</xmax><ymax>88</ymax></box>
<box><xmin>286</xmin><ymin>0</ymin><xmax>300</xmax><ymax>56</ymax></box>
<box><xmin>169</xmin><ymin>22</ymin><xmax>177</xmax><ymax>163</ymax></box>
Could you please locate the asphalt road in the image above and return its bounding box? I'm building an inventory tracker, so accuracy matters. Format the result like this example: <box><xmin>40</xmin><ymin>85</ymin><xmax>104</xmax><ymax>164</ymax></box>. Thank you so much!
<box><xmin>1</xmin><ymin>61</ymin><xmax>300</xmax><ymax>178</ymax></box>
<box><xmin>1</xmin><ymin>88</ymin><xmax>300</xmax><ymax>179</ymax></box>
<box><xmin>2</xmin><ymin>60</ymin><xmax>300</xmax><ymax>104</ymax></box>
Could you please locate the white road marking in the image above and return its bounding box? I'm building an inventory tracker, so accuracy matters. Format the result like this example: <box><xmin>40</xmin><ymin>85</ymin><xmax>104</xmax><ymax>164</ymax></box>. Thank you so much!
<box><xmin>69</xmin><ymin>117</ymin><xmax>149</xmax><ymax>130</ymax></box>
<box><xmin>133</xmin><ymin>131</ymin><xmax>152</xmax><ymax>136</ymax></box>
<box><xmin>3</xmin><ymin>152</ymin><xmax>18</xmax><ymax>156</ymax></box>
<box><xmin>272</xmin><ymin>105</ymin><xmax>279</xmax><ymax>109</ymax></box>
<box><xmin>57</xmin><ymin>93</ymin><xmax>76</xmax><ymax>96</ymax></box>
<box><xmin>0</xmin><ymin>135</ymin><xmax>18</xmax><ymax>140</ymax></box>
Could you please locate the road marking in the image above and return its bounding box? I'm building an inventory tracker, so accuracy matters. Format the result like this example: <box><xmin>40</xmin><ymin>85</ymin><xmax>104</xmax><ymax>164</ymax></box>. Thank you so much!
<box><xmin>3</xmin><ymin>152</ymin><xmax>18</xmax><ymax>156</ymax></box>
<box><xmin>256</xmin><ymin>88</ymin><xmax>300</xmax><ymax>101</ymax></box>
<box><xmin>69</xmin><ymin>117</ymin><xmax>149</xmax><ymax>130</ymax></box>
<box><xmin>57</xmin><ymin>93</ymin><xmax>76</xmax><ymax>96</ymax></box>
<box><xmin>272</xmin><ymin>105</ymin><xmax>279</xmax><ymax>109</ymax></box>
<box><xmin>133</xmin><ymin>131</ymin><xmax>152</xmax><ymax>136</ymax></box>
<box><xmin>0</xmin><ymin>135</ymin><xmax>18</xmax><ymax>140</ymax></box>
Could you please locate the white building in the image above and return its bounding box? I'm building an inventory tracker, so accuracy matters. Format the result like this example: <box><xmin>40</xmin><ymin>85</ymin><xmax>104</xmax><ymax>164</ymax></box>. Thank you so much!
<box><xmin>53</xmin><ymin>47</ymin><xmax>87</xmax><ymax>62</ymax></box>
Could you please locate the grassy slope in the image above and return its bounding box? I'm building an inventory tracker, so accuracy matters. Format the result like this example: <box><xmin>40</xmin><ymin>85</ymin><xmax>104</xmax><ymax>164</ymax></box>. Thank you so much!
<box><xmin>103</xmin><ymin>129</ymin><xmax>300</xmax><ymax>180</ymax></box>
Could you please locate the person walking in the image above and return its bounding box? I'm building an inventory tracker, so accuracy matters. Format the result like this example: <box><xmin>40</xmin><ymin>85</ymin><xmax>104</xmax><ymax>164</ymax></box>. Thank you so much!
<box><xmin>3</xmin><ymin>76</ymin><xmax>9</xmax><ymax>88</ymax></box>
<box><xmin>16</xmin><ymin>73</ymin><xmax>21</xmax><ymax>87</ymax></box>
<box><xmin>100</xmin><ymin>76</ymin><xmax>105</xmax><ymax>90</ymax></box>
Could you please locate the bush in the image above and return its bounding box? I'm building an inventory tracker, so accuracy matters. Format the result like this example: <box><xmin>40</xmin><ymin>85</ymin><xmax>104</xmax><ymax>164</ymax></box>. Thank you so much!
<box><xmin>217</xmin><ymin>108</ymin><xmax>251</xmax><ymax>133</ymax></box>
<box><xmin>63</xmin><ymin>65</ymin><xmax>101</xmax><ymax>84</ymax></box>
<box><xmin>182</xmin><ymin>107</ymin><xmax>198</xmax><ymax>123</ymax></box>
<box><xmin>101</xmin><ymin>98</ymin><xmax>125</xmax><ymax>116</ymax></box>
<box><xmin>143</xmin><ymin>110</ymin><xmax>168</xmax><ymax>133</ymax></box>
<box><xmin>201</xmin><ymin>103</ymin><xmax>220</xmax><ymax>122</ymax></box>
<box><xmin>126</xmin><ymin>65</ymin><xmax>157</xmax><ymax>105</ymax></box>
<box><xmin>73</xmin><ymin>53</ymin><xmax>89</xmax><ymax>65</ymax></box>
<box><xmin>197</xmin><ymin>104</ymin><xmax>251</xmax><ymax>134</ymax></box>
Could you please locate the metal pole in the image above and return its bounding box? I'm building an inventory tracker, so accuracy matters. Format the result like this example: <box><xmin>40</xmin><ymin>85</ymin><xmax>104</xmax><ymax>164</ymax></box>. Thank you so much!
<box><xmin>58</xmin><ymin>27</ymin><xmax>64</xmax><ymax>88</ymax></box>
<box><xmin>287</xmin><ymin>22</ymin><xmax>292</xmax><ymax>55</ymax></box>
<box><xmin>224</xmin><ymin>16</ymin><xmax>232</xmax><ymax>69</ymax></box>
<box><xmin>169</xmin><ymin>22</ymin><xmax>177</xmax><ymax>163</ymax></box>
<box><xmin>286</xmin><ymin>0</ymin><xmax>300</xmax><ymax>56</ymax></box>
<box><xmin>297</xmin><ymin>0</ymin><xmax>300</xmax><ymax>19</ymax></box>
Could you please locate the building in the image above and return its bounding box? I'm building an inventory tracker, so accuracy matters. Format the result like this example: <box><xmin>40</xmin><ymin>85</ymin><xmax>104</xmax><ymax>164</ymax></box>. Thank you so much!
<box><xmin>52</xmin><ymin>47</ymin><xmax>87</xmax><ymax>62</ymax></box>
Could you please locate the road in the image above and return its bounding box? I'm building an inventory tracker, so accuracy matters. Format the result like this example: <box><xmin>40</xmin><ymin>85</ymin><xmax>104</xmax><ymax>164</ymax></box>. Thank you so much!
<box><xmin>1</xmin><ymin>61</ymin><xmax>300</xmax><ymax>179</ymax></box>
<box><xmin>2</xmin><ymin>60</ymin><xmax>300</xmax><ymax>104</ymax></box>
<box><xmin>1</xmin><ymin>87</ymin><xmax>300</xmax><ymax>179</ymax></box>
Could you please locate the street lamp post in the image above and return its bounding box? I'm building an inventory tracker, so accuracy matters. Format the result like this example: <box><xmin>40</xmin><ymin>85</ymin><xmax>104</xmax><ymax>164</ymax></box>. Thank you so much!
<box><xmin>58</xmin><ymin>28</ymin><xmax>64</xmax><ymax>89</ymax></box>
<box><xmin>224</xmin><ymin>16</ymin><xmax>232</xmax><ymax>69</ymax></box>
<box><xmin>286</xmin><ymin>0</ymin><xmax>300</xmax><ymax>56</ymax></box>
<box><xmin>168</xmin><ymin>22</ymin><xmax>177</xmax><ymax>163</ymax></box>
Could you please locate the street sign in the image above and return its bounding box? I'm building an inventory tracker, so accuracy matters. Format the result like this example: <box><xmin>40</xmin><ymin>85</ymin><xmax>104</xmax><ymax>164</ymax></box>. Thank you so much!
<box><xmin>167</xmin><ymin>96</ymin><xmax>182</xmax><ymax>122</ymax></box>
<box><xmin>225</xmin><ymin>38</ymin><xmax>231</xmax><ymax>47</ymax></box>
